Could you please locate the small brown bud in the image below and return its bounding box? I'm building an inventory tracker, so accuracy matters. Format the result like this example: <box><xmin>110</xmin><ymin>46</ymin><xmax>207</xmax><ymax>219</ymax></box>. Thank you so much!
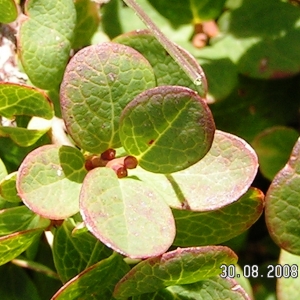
<box><xmin>101</xmin><ymin>148</ymin><xmax>116</xmax><ymax>160</ymax></box>
<box><xmin>91</xmin><ymin>156</ymin><xmax>108</xmax><ymax>167</ymax></box>
<box><xmin>85</xmin><ymin>159</ymin><xmax>94</xmax><ymax>171</ymax></box>
<box><xmin>124</xmin><ymin>156</ymin><xmax>138</xmax><ymax>169</ymax></box>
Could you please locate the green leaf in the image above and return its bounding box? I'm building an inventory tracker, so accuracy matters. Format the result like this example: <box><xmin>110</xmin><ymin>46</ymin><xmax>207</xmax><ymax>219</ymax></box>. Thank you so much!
<box><xmin>0</xmin><ymin>172</ymin><xmax>21</xmax><ymax>202</ymax></box>
<box><xmin>0</xmin><ymin>83</ymin><xmax>54</xmax><ymax>146</ymax></box>
<box><xmin>173</xmin><ymin>188</ymin><xmax>264</xmax><ymax>246</ymax></box>
<box><xmin>113</xmin><ymin>246</ymin><xmax>238</xmax><ymax>299</ymax></box>
<box><xmin>80</xmin><ymin>167</ymin><xmax>175</xmax><ymax>258</ymax></box>
<box><xmin>132</xmin><ymin>275</ymin><xmax>250</xmax><ymax>299</ymax></box>
<box><xmin>52</xmin><ymin>252</ymin><xmax>130</xmax><ymax>300</ymax></box>
<box><xmin>147</xmin><ymin>0</ymin><xmax>226</xmax><ymax>26</ymax></box>
<box><xmin>0</xmin><ymin>159</ymin><xmax>8</xmax><ymax>207</ymax></box>
<box><xmin>0</xmin><ymin>126</ymin><xmax>50</xmax><ymax>147</ymax></box>
<box><xmin>0</xmin><ymin>0</ymin><xmax>18</xmax><ymax>23</ymax></box>
<box><xmin>60</xmin><ymin>42</ymin><xmax>156</xmax><ymax>153</ymax></box>
<box><xmin>0</xmin><ymin>228</ymin><xmax>44</xmax><ymax>266</ymax></box>
<box><xmin>100</xmin><ymin>0</ymin><xmax>123</xmax><ymax>39</ymax></box>
<box><xmin>166</xmin><ymin>276</ymin><xmax>250</xmax><ymax>300</ymax></box>
<box><xmin>0</xmin><ymin>205</ymin><xmax>50</xmax><ymax>236</ymax></box>
<box><xmin>217</xmin><ymin>0</ymin><xmax>300</xmax><ymax>79</ymax></box>
<box><xmin>114</xmin><ymin>30</ymin><xmax>207</xmax><ymax>97</ymax></box>
<box><xmin>0</xmin><ymin>264</ymin><xmax>41</xmax><ymax>300</ymax></box>
<box><xmin>277</xmin><ymin>250</ymin><xmax>300</xmax><ymax>299</ymax></box>
<box><xmin>0</xmin><ymin>158</ymin><xmax>7</xmax><ymax>181</ymax></box>
<box><xmin>120</xmin><ymin>86</ymin><xmax>215</xmax><ymax>174</ymax></box>
<box><xmin>17</xmin><ymin>145</ymin><xmax>87</xmax><ymax>220</ymax></box>
<box><xmin>18</xmin><ymin>0</ymin><xmax>76</xmax><ymax>90</ymax></box>
<box><xmin>0</xmin><ymin>83</ymin><xmax>53</xmax><ymax>119</ymax></box>
<box><xmin>265</xmin><ymin>137</ymin><xmax>300</xmax><ymax>254</ymax></box>
<box><xmin>252</xmin><ymin>126</ymin><xmax>299</xmax><ymax>181</ymax></box>
<box><xmin>53</xmin><ymin>219</ymin><xmax>112</xmax><ymax>283</ymax></box>
<box><xmin>128</xmin><ymin>130</ymin><xmax>258</xmax><ymax>211</ymax></box>
<box><xmin>72</xmin><ymin>0</ymin><xmax>100</xmax><ymax>49</ymax></box>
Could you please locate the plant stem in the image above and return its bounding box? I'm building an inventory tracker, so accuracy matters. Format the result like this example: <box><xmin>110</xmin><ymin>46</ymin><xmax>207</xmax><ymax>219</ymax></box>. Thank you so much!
<box><xmin>122</xmin><ymin>0</ymin><xmax>204</xmax><ymax>86</ymax></box>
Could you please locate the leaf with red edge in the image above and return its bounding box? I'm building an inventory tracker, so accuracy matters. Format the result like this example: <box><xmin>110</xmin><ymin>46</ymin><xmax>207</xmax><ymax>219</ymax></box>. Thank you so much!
<box><xmin>113</xmin><ymin>246</ymin><xmax>238</xmax><ymax>299</ymax></box>
<box><xmin>80</xmin><ymin>167</ymin><xmax>175</xmax><ymax>258</ymax></box>
<box><xmin>17</xmin><ymin>145</ymin><xmax>87</xmax><ymax>220</ymax></box>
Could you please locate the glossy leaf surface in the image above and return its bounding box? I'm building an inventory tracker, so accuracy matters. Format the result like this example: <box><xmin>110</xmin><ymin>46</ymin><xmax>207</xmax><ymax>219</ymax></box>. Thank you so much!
<box><xmin>0</xmin><ymin>159</ymin><xmax>8</xmax><ymax>204</ymax></box>
<box><xmin>166</xmin><ymin>276</ymin><xmax>250</xmax><ymax>300</ymax></box>
<box><xmin>132</xmin><ymin>276</ymin><xmax>250</xmax><ymax>299</ymax></box>
<box><xmin>114</xmin><ymin>30</ymin><xmax>207</xmax><ymax>97</ymax></box>
<box><xmin>0</xmin><ymin>83</ymin><xmax>53</xmax><ymax>119</ymax></box>
<box><xmin>0</xmin><ymin>83</ymin><xmax>54</xmax><ymax>146</ymax></box>
<box><xmin>0</xmin><ymin>228</ymin><xmax>44</xmax><ymax>266</ymax></box>
<box><xmin>113</xmin><ymin>246</ymin><xmax>238</xmax><ymax>299</ymax></box>
<box><xmin>72</xmin><ymin>0</ymin><xmax>100</xmax><ymax>49</ymax></box>
<box><xmin>53</xmin><ymin>219</ymin><xmax>112</xmax><ymax>283</ymax></box>
<box><xmin>60</xmin><ymin>42</ymin><xmax>156</xmax><ymax>153</ymax></box>
<box><xmin>0</xmin><ymin>172</ymin><xmax>21</xmax><ymax>202</ymax></box>
<box><xmin>120</xmin><ymin>86</ymin><xmax>215</xmax><ymax>173</ymax></box>
<box><xmin>52</xmin><ymin>253</ymin><xmax>130</xmax><ymax>300</ymax></box>
<box><xmin>0</xmin><ymin>127</ymin><xmax>49</xmax><ymax>147</ymax></box>
<box><xmin>0</xmin><ymin>0</ymin><xmax>18</xmax><ymax>23</ymax></box>
<box><xmin>18</xmin><ymin>0</ymin><xmax>76</xmax><ymax>89</ymax></box>
<box><xmin>80</xmin><ymin>167</ymin><xmax>175</xmax><ymax>258</ymax></box>
<box><xmin>0</xmin><ymin>205</ymin><xmax>50</xmax><ymax>236</ymax></box>
<box><xmin>128</xmin><ymin>130</ymin><xmax>258</xmax><ymax>211</ymax></box>
<box><xmin>265</xmin><ymin>137</ymin><xmax>300</xmax><ymax>254</ymax></box>
<box><xmin>17</xmin><ymin>145</ymin><xmax>87</xmax><ymax>220</ymax></box>
<box><xmin>173</xmin><ymin>188</ymin><xmax>264</xmax><ymax>246</ymax></box>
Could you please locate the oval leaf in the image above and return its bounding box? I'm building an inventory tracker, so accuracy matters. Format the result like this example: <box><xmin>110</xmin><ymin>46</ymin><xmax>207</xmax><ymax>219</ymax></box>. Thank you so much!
<box><xmin>60</xmin><ymin>42</ymin><xmax>156</xmax><ymax>153</ymax></box>
<box><xmin>0</xmin><ymin>205</ymin><xmax>50</xmax><ymax>236</ymax></box>
<box><xmin>52</xmin><ymin>253</ymin><xmax>130</xmax><ymax>300</ymax></box>
<box><xmin>133</xmin><ymin>276</ymin><xmax>250</xmax><ymax>299</ymax></box>
<box><xmin>265</xmin><ymin>137</ymin><xmax>300</xmax><ymax>254</ymax></box>
<box><xmin>18</xmin><ymin>0</ymin><xmax>76</xmax><ymax>89</ymax></box>
<box><xmin>119</xmin><ymin>86</ymin><xmax>215</xmax><ymax>173</ymax></box>
<box><xmin>17</xmin><ymin>145</ymin><xmax>87</xmax><ymax>220</ymax></box>
<box><xmin>80</xmin><ymin>167</ymin><xmax>176</xmax><ymax>258</ymax></box>
<box><xmin>113</xmin><ymin>246</ymin><xmax>238</xmax><ymax>299</ymax></box>
<box><xmin>166</xmin><ymin>276</ymin><xmax>250</xmax><ymax>300</ymax></box>
<box><xmin>114</xmin><ymin>29</ymin><xmax>207</xmax><ymax>97</ymax></box>
<box><xmin>0</xmin><ymin>83</ymin><xmax>53</xmax><ymax>120</ymax></box>
<box><xmin>0</xmin><ymin>83</ymin><xmax>54</xmax><ymax>146</ymax></box>
<box><xmin>173</xmin><ymin>188</ymin><xmax>264</xmax><ymax>246</ymax></box>
<box><xmin>128</xmin><ymin>130</ymin><xmax>258</xmax><ymax>211</ymax></box>
<box><xmin>0</xmin><ymin>127</ymin><xmax>50</xmax><ymax>147</ymax></box>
